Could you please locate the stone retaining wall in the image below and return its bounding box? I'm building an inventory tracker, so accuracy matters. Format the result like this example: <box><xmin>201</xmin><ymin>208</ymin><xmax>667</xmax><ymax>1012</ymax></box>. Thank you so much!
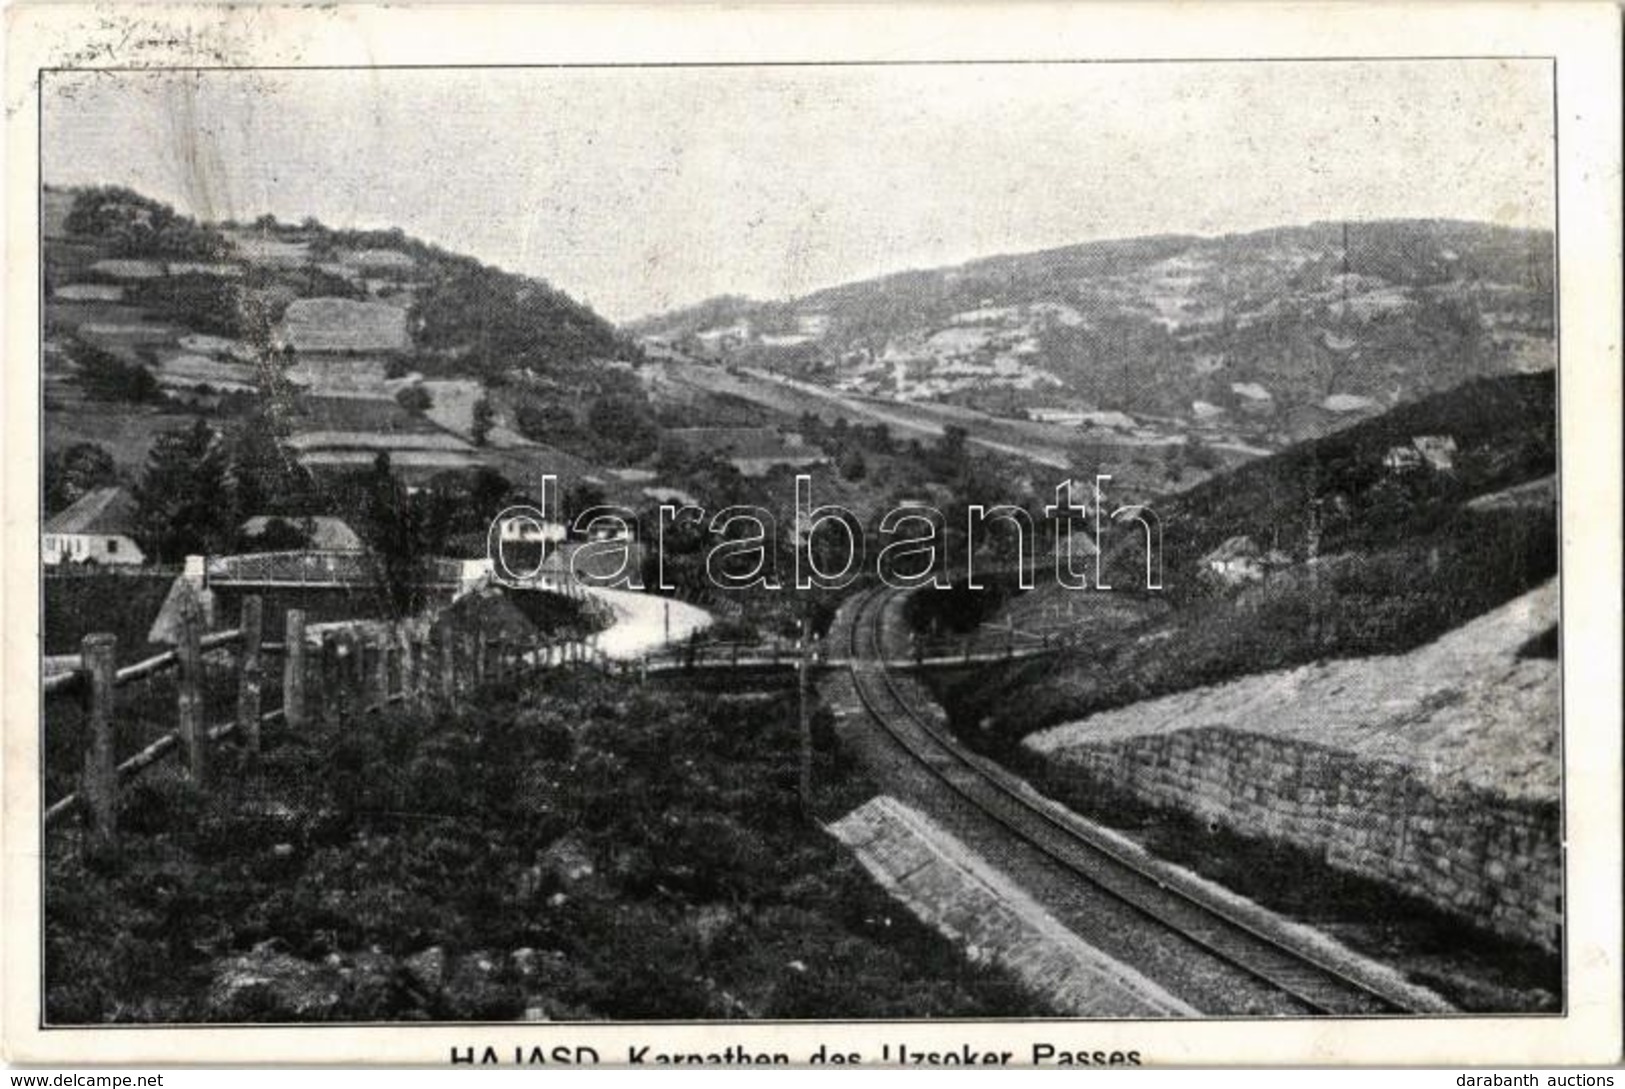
<box><xmin>1045</xmin><ymin>726</ymin><xmax>1561</xmax><ymax>951</ymax></box>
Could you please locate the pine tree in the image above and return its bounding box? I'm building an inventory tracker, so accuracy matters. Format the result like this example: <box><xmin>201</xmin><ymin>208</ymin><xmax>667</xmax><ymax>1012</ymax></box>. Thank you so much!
<box><xmin>133</xmin><ymin>419</ymin><xmax>233</xmax><ymax>564</ymax></box>
<box><xmin>360</xmin><ymin>453</ymin><xmax>427</xmax><ymax>616</ymax></box>
<box><xmin>471</xmin><ymin>395</ymin><xmax>495</xmax><ymax>447</ymax></box>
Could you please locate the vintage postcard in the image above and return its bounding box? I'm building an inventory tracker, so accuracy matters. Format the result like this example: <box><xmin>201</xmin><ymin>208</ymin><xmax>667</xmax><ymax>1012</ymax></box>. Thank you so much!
<box><xmin>3</xmin><ymin>1</ymin><xmax>1620</xmax><ymax>1069</ymax></box>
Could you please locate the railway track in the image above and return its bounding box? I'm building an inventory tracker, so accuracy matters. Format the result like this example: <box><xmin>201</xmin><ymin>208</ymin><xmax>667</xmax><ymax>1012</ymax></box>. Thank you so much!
<box><xmin>837</xmin><ymin>585</ymin><xmax>1440</xmax><ymax>1017</ymax></box>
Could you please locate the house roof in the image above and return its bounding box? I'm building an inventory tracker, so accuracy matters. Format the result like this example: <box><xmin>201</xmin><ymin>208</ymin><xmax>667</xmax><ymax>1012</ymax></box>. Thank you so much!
<box><xmin>1203</xmin><ymin>534</ymin><xmax>1260</xmax><ymax>563</ymax></box>
<box><xmin>44</xmin><ymin>487</ymin><xmax>139</xmax><ymax>536</ymax></box>
<box><xmin>239</xmin><ymin>515</ymin><xmax>365</xmax><ymax>551</ymax></box>
<box><xmin>531</xmin><ymin>541</ymin><xmax>643</xmax><ymax>587</ymax></box>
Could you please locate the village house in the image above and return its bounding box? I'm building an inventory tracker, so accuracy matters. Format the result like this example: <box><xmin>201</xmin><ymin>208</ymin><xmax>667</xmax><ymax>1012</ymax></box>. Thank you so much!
<box><xmin>238</xmin><ymin>515</ymin><xmax>365</xmax><ymax>552</ymax></box>
<box><xmin>1200</xmin><ymin>534</ymin><xmax>1291</xmax><ymax>587</ymax></box>
<box><xmin>498</xmin><ymin>511</ymin><xmax>567</xmax><ymax>547</ymax></box>
<box><xmin>1382</xmin><ymin>445</ymin><xmax>1424</xmax><ymax>472</ymax></box>
<box><xmin>1026</xmin><ymin>406</ymin><xmax>1091</xmax><ymax>426</ymax></box>
<box><xmin>1412</xmin><ymin>434</ymin><xmax>1458</xmax><ymax>471</ymax></box>
<box><xmin>1384</xmin><ymin>434</ymin><xmax>1459</xmax><ymax>473</ymax></box>
<box><xmin>43</xmin><ymin>486</ymin><xmax>145</xmax><ymax>566</ymax></box>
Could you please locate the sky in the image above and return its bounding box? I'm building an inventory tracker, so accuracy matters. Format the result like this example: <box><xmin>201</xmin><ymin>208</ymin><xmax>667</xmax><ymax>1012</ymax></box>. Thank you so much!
<box><xmin>42</xmin><ymin>61</ymin><xmax>1554</xmax><ymax>323</ymax></box>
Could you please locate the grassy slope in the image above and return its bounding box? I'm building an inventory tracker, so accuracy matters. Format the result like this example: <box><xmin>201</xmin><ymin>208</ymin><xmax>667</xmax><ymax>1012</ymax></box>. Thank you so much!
<box><xmin>46</xmin><ymin>672</ymin><xmax>1038</xmax><ymax>1023</ymax></box>
<box><xmin>938</xmin><ymin>371</ymin><xmax>1557</xmax><ymax>749</ymax></box>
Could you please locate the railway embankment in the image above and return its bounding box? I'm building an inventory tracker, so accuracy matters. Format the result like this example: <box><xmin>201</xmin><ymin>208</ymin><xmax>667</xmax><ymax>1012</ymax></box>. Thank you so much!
<box><xmin>1024</xmin><ymin>581</ymin><xmax>1560</xmax><ymax>954</ymax></box>
<box><xmin>828</xmin><ymin>795</ymin><xmax>1197</xmax><ymax>1018</ymax></box>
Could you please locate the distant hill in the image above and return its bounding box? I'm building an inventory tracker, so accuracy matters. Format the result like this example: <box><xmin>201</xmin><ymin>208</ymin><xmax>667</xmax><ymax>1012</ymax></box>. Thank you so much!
<box><xmin>44</xmin><ymin>185</ymin><xmax>637</xmax><ymax>380</ymax></box>
<box><xmin>633</xmin><ymin>220</ymin><xmax>1554</xmax><ymax>447</ymax></box>
<box><xmin>939</xmin><ymin>369</ymin><xmax>1558</xmax><ymax>747</ymax></box>
<box><xmin>41</xmin><ymin>184</ymin><xmax>643</xmax><ymax>488</ymax></box>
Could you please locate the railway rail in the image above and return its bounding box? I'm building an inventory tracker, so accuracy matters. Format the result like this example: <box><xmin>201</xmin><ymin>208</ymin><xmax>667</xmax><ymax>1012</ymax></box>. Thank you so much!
<box><xmin>835</xmin><ymin>584</ymin><xmax>1445</xmax><ymax>1017</ymax></box>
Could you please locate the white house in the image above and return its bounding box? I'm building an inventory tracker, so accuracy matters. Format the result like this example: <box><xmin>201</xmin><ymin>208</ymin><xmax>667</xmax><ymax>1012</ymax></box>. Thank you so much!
<box><xmin>43</xmin><ymin>487</ymin><xmax>145</xmax><ymax>566</ymax></box>
<box><xmin>498</xmin><ymin>513</ymin><xmax>567</xmax><ymax>546</ymax></box>
<box><xmin>1383</xmin><ymin>434</ymin><xmax>1458</xmax><ymax>474</ymax></box>
<box><xmin>1200</xmin><ymin>534</ymin><xmax>1289</xmax><ymax>587</ymax></box>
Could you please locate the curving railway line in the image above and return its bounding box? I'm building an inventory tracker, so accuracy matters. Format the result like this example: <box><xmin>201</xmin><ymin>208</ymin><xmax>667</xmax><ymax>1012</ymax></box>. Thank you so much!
<box><xmin>833</xmin><ymin>584</ymin><xmax>1446</xmax><ymax>1017</ymax></box>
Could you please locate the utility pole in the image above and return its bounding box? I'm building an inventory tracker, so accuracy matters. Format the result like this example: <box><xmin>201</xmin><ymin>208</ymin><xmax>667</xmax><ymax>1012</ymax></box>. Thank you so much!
<box><xmin>797</xmin><ymin>613</ymin><xmax>813</xmax><ymax>817</ymax></box>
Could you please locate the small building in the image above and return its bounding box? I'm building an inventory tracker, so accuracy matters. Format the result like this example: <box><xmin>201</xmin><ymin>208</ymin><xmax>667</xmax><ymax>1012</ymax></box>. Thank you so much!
<box><xmin>643</xmin><ymin>485</ymin><xmax>699</xmax><ymax>508</ymax></box>
<box><xmin>1383</xmin><ymin>445</ymin><xmax>1424</xmax><ymax>472</ymax></box>
<box><xmin>238</xmin><ymin>515</ymin><xmax>365</xmax><ymax>552</ymax></box>
<box><xmin>1026</xmin><ymin>407</ymin><xmax>1090</xmax><ymax>426</ymax></box>
<box><xmin>43</xmin><ymin>487</ymin><xmax>145</xmax><ymax>566</ymax></box>
<box><xmin>1412</xmin><ymin>435</ymin><xmax>1458</xmax><ymax>472</ymax></box>
<box><xmin>1384</xmin><ymin>434</ymin><xmax>1458</xmax><ymax>474</ymax></box>
<box><xmin>1201</xmin><ymin>535</ymin><xmax>1269</xmax><ymax>586</ymax></box>
<box><xmin>497</xmin><ymin>512</ymin><xmax>567</xmax><ymax>546</ymax></box>
<box><xmin>522</xmin><ymin>540</ymin><xmax>643</xmax><ymax>593</ymax></box>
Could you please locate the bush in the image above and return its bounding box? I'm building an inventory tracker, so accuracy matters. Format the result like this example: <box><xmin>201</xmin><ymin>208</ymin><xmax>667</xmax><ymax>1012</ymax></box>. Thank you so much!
<box><xmin>46</xmin><ymin>679</ymin><xmax>1040</xmax><ymax>1022</ymax></box>
<box><xmin>72</xmin><ymin>342</ymin><xmax>160</xmax><ymax>403</ymax></box>
<box><xmin>395</xmin><ymin>386</ymin><xmax>432</xmax><ymax>415</ymax></box>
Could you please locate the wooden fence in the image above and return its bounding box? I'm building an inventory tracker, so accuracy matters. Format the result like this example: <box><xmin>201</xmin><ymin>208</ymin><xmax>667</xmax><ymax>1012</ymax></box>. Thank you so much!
<box><xmin>41</xmin><ymin>594</ymin><xmax>627</xmax><ymax>853</ymax></box>
<box><xmin>41</xmin><ymin>596</ymin><xmax>1070</xmax><ymax>853</ymax></box>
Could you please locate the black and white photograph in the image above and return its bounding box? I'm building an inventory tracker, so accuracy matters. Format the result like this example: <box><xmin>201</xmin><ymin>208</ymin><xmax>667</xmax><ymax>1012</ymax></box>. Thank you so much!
<box><xmin>4</xmin><ymin>1</ymin><xmax>1620</xmax><ymax>1071</ymax></box>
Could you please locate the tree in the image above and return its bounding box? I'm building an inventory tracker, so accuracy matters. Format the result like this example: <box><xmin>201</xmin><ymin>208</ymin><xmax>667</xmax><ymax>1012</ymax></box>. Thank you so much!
<box><xmin>562</xmin><ymin>480</ymin><xmax>608</xmax><ymax>522</ymax></box>
<box><xmin>396</xmin><ymin>385</ymin><xmax>433</xmax><ymax>415</ymax></box>
<box><xmin>586</xmin><ymin>395</ymin><xmax>659</xmax><ymax>465</ymax></box>
<box><xmin>471</xmin><ymin>396</ymin><xmax>495</xmax><ymax>447</ymax></box>
<box><xmin>133</xmin><ymin>419</ymin><xmax>234</xmax><ymax>564</ymax></box>
<box><xmin>516</xmin><ymin>401</ymin><xmax>584</xmax><ymax>448</ymax></box>
<box><xmin>229</xmin><ymin>409</ymin><xmax>313</xmax><ymax>520</ymax></box>
<box><xmin>44</xmin><ymin>443</ymin><xmax>117</xmax><ymax>513</ymax></box>
<box><xmin>72</xmin><ymin>341</ymin><xmax>160</xmax><ymax>403</ymax></box>
<box><xmin>359</xmin><ymin>453</ymin><xmax>432</xmax><ymax>616</ymax></box>
<box><xmin>919</xmin><ymin>424</ymin><xmax>972</xmax><ymax>482</ymax></box>
<box><xmin>63</xmin><ymin>187</ymin><xmax>229</xmax><ymax>259</ymax></box>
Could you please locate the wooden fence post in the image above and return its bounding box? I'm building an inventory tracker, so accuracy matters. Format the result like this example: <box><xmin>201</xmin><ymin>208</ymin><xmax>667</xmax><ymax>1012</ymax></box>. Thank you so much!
<box><xmin>236</xmin><ymin>596</ymin><xmax>264</xmax><ymax>757</ymax></box>
<box><xmin>177</xmin><ymin>594</ymin><xmax>207</xmax><ymax>783</ymax></box>
<box><xmin>320</xmin><ymin>633</ymin><xmax>340</xmax><ymax>729</ymax></box>
<box><xmin>475</xmin><ymin>635</ymin><xmax>488</xmax><ymax>684</ymax></box>
<box><xmin>398</xmin><ymin>626</ymin><xmax>417</xmax><ymax>708</ymax></box>
<box><xmin>284</xmin><ymin>609</ymin><xmax>306</xmax><ymax>733</ymax></box>
<box><xmin>337</xmin><ymin>630</ymin><xmax>358</xmax><ymax>723</ymax></box>
<box><xmin>373</xmin><ymin>629</ymin><xmax>390</xmax><ymax>710</ymax></box>
<box><xmin>80</xmin><ymin>633</ymin><xmax>118</xmax><ymax>855</ymax></box>
<box><xmin>439</xmin><ymin>629</ymin><xmax>456</xmax><ymax>703</ymax></box>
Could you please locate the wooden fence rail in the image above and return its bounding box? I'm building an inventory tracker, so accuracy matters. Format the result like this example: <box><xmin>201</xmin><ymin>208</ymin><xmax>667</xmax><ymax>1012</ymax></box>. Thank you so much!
<box><xmin>40</xmin><ymin>598</ymin><xmax>599</xmax><ymax>847</ymax></box>
<box><xmin>42</xmin><ymin>600</ymin><xmax>1071</xmax><ymax>849</ymax></box>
